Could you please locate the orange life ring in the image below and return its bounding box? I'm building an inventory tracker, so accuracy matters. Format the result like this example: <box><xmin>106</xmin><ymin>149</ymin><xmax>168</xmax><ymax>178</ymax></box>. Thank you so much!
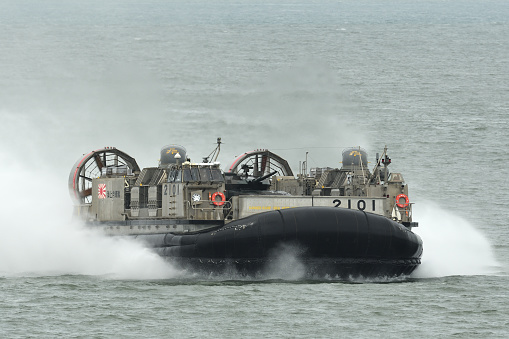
<box><xmin>211</xmin><ymin>191</ymin><xmax>226</xmax><ymax>206</ymax></box>
<box><xmin>396</xmin><ymin>194</ymin><xmax>409</xmax><ymax>208</ymax></box>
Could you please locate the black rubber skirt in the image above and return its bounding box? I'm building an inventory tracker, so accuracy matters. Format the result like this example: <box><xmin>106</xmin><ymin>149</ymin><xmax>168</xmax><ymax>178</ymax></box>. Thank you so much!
<box><xmin>136</xmin><ymin>207</ymin><xmax>423</xmax><ymax>278</ymax></box>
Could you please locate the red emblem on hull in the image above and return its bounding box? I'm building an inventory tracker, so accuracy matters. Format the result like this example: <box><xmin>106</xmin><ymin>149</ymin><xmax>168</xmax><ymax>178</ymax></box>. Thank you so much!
<box><xmin>98</xmin><ymin>184</ymin><xmax>106</xmax><ymax>199</ymax></box>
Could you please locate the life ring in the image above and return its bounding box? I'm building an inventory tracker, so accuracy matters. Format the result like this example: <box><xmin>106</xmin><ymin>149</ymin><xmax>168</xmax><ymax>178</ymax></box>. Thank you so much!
<box><xmin>396</xmin><ymin>194</ymin><xmax>409</xmax><ymax>209</ymax></box>
<box><xmin>211</xmin><ymin>191</ymin><xmax>226</xmax><ymax>206</ymax></box>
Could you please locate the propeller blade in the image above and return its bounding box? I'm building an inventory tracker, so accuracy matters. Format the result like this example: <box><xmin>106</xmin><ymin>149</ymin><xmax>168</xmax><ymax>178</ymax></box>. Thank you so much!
<box><xmin>261</xmin><ymin>154</ymin><xmax>267</xmax><ymax>174</ymax></box>
<box><xmin>254</xmin><ymin>155</ymin><xmax>259</xmax><ymax>177</ymax></box>
<box><xmin>80</xmin><ymin>188</ymin><xmax>92</xmax><ymax>198</ymax></box>
<box><xmin>94</xmin><ymin>154</ymin><xmax>104</xmax><ymax>170</ymax></box>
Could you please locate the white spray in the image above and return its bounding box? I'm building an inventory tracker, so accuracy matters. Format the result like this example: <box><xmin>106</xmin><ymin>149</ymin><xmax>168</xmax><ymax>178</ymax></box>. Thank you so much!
<box><xmin>411</xmin><ymin>201</ymin><xmax>500</xmax><ymax>278</ymax></box>
<box><xmin>263</xmin><ymin>243</ymin><xmax>306</xmax><ymax>280</ymax></box>
<box><xmin>0</xmin><ymin>158</ymin><xmax>181</xmax><ymax>280</ymax></box>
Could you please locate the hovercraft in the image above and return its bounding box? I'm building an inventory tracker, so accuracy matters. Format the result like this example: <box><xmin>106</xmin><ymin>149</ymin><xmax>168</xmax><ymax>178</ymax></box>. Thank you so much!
<box><xmin>69</xmin><ymin>139</ymin><xmax>422</xmax><ymax>278</ymax></box>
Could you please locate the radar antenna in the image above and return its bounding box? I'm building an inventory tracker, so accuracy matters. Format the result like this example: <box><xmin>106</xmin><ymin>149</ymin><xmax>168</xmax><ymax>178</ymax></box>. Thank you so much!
<box><xmin>203</xmin><ymin>137</ymin><xmax>222</xmax><ymax>163</ymax></box>
<box><xmin>367</xmin><ymin>145</ymin><xmax>390</xmax><ymax>184</ymax></box>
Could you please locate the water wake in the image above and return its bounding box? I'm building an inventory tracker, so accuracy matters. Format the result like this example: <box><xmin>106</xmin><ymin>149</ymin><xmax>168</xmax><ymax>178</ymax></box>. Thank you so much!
<box><xmin>411</xmin><ymin>201</ymin><xmax>500</xmax><ymax>278</ymax></box>
<box><xmin>263</xmin><ymin>243</ymin><xmax>306</xmax><ymax>280</ymax></box>
<box><xmin>0</xmin><ymin>162</ymin><xmax>181</xmax><ymax>280</ymax></box>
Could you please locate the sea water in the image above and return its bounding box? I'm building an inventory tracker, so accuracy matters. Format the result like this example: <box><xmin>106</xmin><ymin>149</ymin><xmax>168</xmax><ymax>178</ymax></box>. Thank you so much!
<box><xmin>1</xmin><ymin>0</ymin><xmax>508</xmax><ymax>337</ymax></box>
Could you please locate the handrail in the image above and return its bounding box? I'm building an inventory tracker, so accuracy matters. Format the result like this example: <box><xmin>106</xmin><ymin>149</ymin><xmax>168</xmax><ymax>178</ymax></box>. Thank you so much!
<box><xmin>189</xmin><ymin>200</ymin><xmax>232</xmax><ymax>211</ymax></box>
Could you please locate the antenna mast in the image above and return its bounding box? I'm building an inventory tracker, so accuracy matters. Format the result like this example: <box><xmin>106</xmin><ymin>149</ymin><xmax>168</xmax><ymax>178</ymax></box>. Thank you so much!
<box><xmin>203</xmin><ymin>137</ymin><xmax>222</xmax><ymax>163</ymax></box>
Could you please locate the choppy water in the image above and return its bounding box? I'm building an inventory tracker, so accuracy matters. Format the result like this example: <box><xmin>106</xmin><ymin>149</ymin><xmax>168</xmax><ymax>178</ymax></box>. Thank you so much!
<box><xmin>1</xmin><ymin>0</ymin><xmax>508</xmax><ymax>337</ymax></box>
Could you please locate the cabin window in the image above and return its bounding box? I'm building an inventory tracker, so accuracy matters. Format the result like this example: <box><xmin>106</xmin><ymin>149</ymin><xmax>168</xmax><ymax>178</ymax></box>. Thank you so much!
<box><xmin>211</xmin><ymin>169</ymin><xmax>224</xmax><ymax>182</ymax></box>
<box><xmin>168</xmin><ymin>168</ymin><xmax>176</xmax><ymax>182</ymax></box>
<box><xmin>191</xmin><ymin>168</ymin><xmax>200</xmax><ymax>181</ymax></box>
<box><xmin>199</xmin><ymin>168</ymin><xmax>212</xmax><ymax>181</ymax></box>
<box><xmin>174</xmin><ymin>169</ymin><xmax>182</xmax><ymax>183</ymax></box>
<box><xmin>182</xmin><ymin>168</ymin><xmax>192</xmax><ymax>182</ymax></box>
<box><xmin>167</xmin><ymin>168</ymin><xmax>182</xmax><ymax>182</ymax></box>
